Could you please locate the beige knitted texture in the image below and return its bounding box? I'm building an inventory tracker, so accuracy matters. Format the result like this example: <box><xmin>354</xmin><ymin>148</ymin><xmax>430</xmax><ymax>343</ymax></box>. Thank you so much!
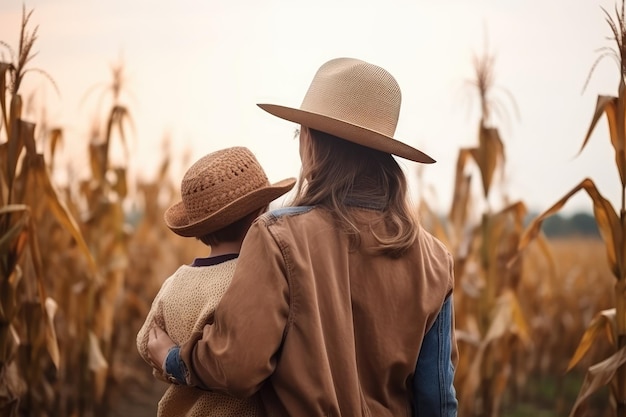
<box><xmin>136</xmin><ymin>260</ymin><xmax>262</xmax><ymax>417</ymax></box>
<box><xmin>300</xmin><ymin>57</ymin><xmax>401</xmax><ymax>136</ymax></box>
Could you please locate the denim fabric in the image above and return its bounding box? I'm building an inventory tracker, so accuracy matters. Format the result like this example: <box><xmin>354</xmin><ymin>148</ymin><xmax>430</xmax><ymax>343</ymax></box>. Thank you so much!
<box><xmin>165</xmin><ymin>346</ymin><xmax>187</xmax><ymax>385</ymax></box>
<box><xmin>413</xmin><ymin>296</ymin><xmax>458</xmax><ymax>417</ymax></box>
<box><xmin>266</xmin><ymin>206</ymin><xmax>314</xmax><ymax>219</ymax></box>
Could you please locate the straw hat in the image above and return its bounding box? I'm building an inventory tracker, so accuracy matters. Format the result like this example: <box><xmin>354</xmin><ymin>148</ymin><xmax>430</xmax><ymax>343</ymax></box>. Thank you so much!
<box><xmin>164</xmin><ymin>147</ymin><xmax>296</xmax><ymax>237</ymax></box>
<box><xmin>257</xmin><ymin>57</ymin><xmax>435</xmax><ymax>163</ymax></box>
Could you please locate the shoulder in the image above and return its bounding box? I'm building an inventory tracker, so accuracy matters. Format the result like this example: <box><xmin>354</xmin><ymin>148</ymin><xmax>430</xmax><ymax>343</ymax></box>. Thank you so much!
<box><xmin>416</xmin><ymin>226</ymin><xmax>454</xmax><ymax>266</ymax></box>
<box><xmin>258</xmin><ymin>206</ymin><xmax>316</xmax><ymax>224</ymax></box>
<box><xmin>416</xmin><ymin>226</ymin><xmax>455</xmax><ymax>289</ymax></box>
<box><xmin>418</xmin><ymin>226</ymin><xmax>450</xmax><ymax>252</ymax></box>
<box><xmin>248</xmin><ymin>206</ymin><xmax>333</xmax><ymax>248</ymax></box>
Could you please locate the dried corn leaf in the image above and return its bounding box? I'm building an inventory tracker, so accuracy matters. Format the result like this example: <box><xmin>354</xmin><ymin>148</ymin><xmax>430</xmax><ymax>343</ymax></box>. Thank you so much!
<box><xmin>581</xmin><ymin>94</ymin><xmax>624</xmax><ymax>186</ymax></box>
<box><xmin>469</xmin><ymin>126</ymin><xmax>504</xmax><ymax>197</ymax></box>
<box><xmin>88</xmin><ymin>331</ymin><xmax>108</xmax><ymax>402</ymax></box>
<box><xmin>449</xmin><ymin>149</ymin><xmax>473</xmax><ymax>241</ymax></box>
<box><xmin>567</xmin><ymin>308</ymin><xmax>617</xmax><ymax>372</ymax></box>
<box><xmin>9</xmin><ymin>324</ymin><xmax>20</xmax><ymax>356</ymax></box>
<box><xmin>581</xmin><ymin>95</ymin><xmax>617</xmax><ymax>154</ymax></box>
<box><xmin>19</xmin><ymin>120</ymin><xmax>35</xmax><ymax>155</ymax></box>
<box><xmin>112</xmin><ymin>167</ymin><xmax>127</xmax><ymax>199</ymax></box>
<box><xmin>25</xmin><ymin>208</ymin><xmax>48</xmax><ymax>306</ymax></box>
<box><xmin>28</xmin><ymin>154</ymin><xmax>98</xmax><ymax>274</ymax></box>
<box><xmin>485</xmin><ymin>202</ymin><xmax>527</xmax><ymax>264</ymax></box>
<box><xmin>497</xmin><ymin>201</ymin><xmax>527</xmax><ymax>224</ymax></box>
<box><xmin>509</xmin><ymin>230</ymin><xmax>556</xmax><ymax>288</ymax></box>
<box><xmin>457</xmin><ymin>289</ymin><xmax>529</xmax><ymax>414</ymax></box>
<box><xmin>569</xmin><ymin>345</ymin><xmax>626</xmax><ymax>417</ymax></box>
<box><xmin>484</xmin><ymin>289</ymin><xmax>530</xmax><ymax>346</ymax></box>
<box><xmin>6</xmin><ymin>97</ymin><xmax>23</xmax><ymax>194</ymax></box>
<box><xmin>105</xmin><ymin>105</ymin><xmax>133</xmax><ymax>161</ymax></box>
<box><xmin>456</xmin><ymin>314</ymin><xmax>481</xmax><ymax>347</ymax></box>
<box><xmin>455</xmin><ymin>330</ymin><xmax>481</xmax><ymax>347</ymax></box>
<box><xmin>612</xmin><ymin>91</ymin><xmax>626</xmax><ymax>188</ymax></box>
<box><xmin>89</xmin><ymin>142</ymin><xmax>107</xmax><ymax>183</ymax></box>
<box><xmin>508</xmin><ymin>291</ymin><xmax>531</xmax><ymax>345</ymax></box>
<box><xmin>0</xmin><ymin>62</ymin><xmax>10</xmax><ymax>130</ymax></box>
<box><xmin>8</xmin><ymin>93</ymin><xmax>21</xmax><ymax>128</ymax></box>
<box><xmin>0</xmin><ymin>204</ymin><xmax>29</xmax><ymax>254</ymax></box>
<box><xmin>0</xmin><ymin>143</ymin><xmax>8</xmax><ymax>201</ymax></box>
<box><xmin>48</xmin><ymin>127</ymin><xmax>62</xmax><ymax>159</ymax></box>
<box><xmin>0</xmin><ymin>266</ymin><xmax>22</xmax><ymax>324</ymax></box>
<box><xmin>0</xmin><ymin>325</ymin><xmax>21</xmax><ymax>367</ymax></box>
<box><xmin>1</xmin><ymin>206</ymin><xmax>51</xmax><ymax>357</ymax></box>
<box><xmin>460</xmin><ymin>343</ymin><xmax>484</xmax><ymax>416</ymax></box>
<box><xmin>44</xmin><ymin>297</ymin><xmax>59</xmax><ymax>369</ymax></box>
<box><xmin>0</xmin><ymin>364</ymin><xmax>26</xmax><ymax>416</ymax></box>
<box><xmin>518</xmin><ymin>178</ymin><xmax>620</xmax><ymax>279</ymax></box>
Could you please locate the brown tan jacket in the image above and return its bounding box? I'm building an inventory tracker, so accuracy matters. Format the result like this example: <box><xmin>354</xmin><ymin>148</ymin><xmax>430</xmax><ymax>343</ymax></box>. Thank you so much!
<box><xmin>181</xmin><ymin>206</ymin><xmax>455</xmax><ymax>417</ymax></box>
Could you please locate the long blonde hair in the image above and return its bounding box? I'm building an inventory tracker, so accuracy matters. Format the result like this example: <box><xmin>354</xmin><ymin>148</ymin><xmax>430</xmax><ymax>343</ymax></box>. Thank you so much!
<box><xmin>291</xmin><ymin>127</ymin><xmax>418</xmax><ymax>257</ymax></box>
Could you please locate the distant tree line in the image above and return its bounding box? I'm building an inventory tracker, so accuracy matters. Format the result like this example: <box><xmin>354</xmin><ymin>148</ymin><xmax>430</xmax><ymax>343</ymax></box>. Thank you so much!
<box><xmin>525</xmin><ymin>211</ymin><xmax>600</xmax><ymax>238</ymax></box>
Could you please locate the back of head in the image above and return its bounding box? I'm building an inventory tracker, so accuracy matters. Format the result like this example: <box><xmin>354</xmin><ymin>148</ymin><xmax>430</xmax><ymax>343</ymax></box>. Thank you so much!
<box><xmin>292</xmin><ymin>128</ymin><xmax>417</xmax><ymax>257</ymax></box>
<box><xmin>257</xmin><ymin>57</ymin><xmax>435</xmax><ymax>256</ymax></box>
<box><xmin>197</xmin><ymin>208</ymin><xmax>266</xmax><ymax>247</ymax></box>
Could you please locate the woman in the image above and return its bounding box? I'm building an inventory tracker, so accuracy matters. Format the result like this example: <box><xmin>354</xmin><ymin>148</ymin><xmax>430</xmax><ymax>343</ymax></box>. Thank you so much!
<box><xmin>148</xmin><ymin>57</ymin><xmax>458</xmax><ymax>417</ymax></box>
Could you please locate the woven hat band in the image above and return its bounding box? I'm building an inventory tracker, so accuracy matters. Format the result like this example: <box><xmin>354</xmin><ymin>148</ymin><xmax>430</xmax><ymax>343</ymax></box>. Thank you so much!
<box><xmin>300</xmin><ymin>58</ymin><xmax>401</xmax><ymax>137</ymax></box>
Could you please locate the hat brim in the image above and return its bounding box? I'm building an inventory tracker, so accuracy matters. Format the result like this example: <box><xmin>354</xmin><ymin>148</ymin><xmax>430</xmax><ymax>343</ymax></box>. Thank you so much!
<box><xmin>164</xmin><ymin>177</ymin><xmax>296</xmax><ymax>237</ymax></box>
<box><xmin>257</xmin><ymin>104</ymin><xmax>435</xmax><ymax>164</ymax></box>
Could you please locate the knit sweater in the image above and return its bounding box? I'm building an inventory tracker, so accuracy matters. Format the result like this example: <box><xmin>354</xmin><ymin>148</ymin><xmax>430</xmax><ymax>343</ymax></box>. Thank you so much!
<box><xmin>136</xmin><ymin>258</ymin><xmax>262</xmax><ymax>417</ymax></box>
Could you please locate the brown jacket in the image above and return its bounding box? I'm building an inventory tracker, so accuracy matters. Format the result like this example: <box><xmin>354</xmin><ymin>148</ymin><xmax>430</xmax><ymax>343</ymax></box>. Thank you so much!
<box><xmin>181</xmin><ymin>206</ymin><xmax>455</xmax><ymax>417</ymax></box>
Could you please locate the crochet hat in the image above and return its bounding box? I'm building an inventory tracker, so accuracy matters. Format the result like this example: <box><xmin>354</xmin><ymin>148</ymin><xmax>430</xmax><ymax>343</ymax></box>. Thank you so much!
<box><xmin>164</xmin><ymin>146</ymin><xmax>296</xmax><ymax>237</ymax></box>
<box><xmin>257</xmin><ymin>57</ymin><xmax>435</xmax><ymax>163</ymax></box>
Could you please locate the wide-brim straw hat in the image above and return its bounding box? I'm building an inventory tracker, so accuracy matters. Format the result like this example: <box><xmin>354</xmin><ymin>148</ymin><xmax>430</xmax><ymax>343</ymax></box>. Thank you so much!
<box><xmin>164</xmin><ymin>146</ymin><xmax>296</xmax><ymax>237</ymax></box>
<box><xmin>257</xmin><ymin>57</ymin><xmax>435</xmax><ymax>163</ymax></box>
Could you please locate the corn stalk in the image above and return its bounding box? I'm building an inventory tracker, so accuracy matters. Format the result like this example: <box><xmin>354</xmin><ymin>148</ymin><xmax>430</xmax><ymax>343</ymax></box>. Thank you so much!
<box><xmin>517</xmin><ymin>2</ymin><xmax>626</xmax><ymax>416</ymax></box>
<box><xmin>424</xmin><ymin>42</ymin><xmax>533</xmax><ymax>417</ymax></box>
<box><xmin>0</xmin><ymin>7</ymin><xmax>99</xmax><ymax>417</ymax></box>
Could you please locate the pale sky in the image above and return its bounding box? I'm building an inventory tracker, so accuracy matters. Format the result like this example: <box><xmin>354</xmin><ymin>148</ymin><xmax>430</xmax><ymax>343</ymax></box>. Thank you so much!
<box><xmin>0</xmin><ymin>0</ymin><xmax>621</xmax><ymax>216</ymax></box>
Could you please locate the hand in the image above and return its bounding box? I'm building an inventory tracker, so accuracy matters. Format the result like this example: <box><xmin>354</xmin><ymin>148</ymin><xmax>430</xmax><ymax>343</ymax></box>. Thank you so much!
<box><xmin>147</xmin><ymin>325</ymin><xmax>176</xmax><ymax>372</ymax></box>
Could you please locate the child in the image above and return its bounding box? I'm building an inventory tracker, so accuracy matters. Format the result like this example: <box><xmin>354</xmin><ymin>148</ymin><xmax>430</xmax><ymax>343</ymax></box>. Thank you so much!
<box><xmin>136</xmin><ymin>146</ymin><xmax>295</xmax><ymax>417</ymax></box>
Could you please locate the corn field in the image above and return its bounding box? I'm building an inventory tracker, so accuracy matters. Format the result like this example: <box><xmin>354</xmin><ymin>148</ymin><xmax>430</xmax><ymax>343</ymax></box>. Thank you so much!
<box><xmin>0</xmin><ymin>3</ymin><xmax>622</xmax><ymax>417</ymax></box>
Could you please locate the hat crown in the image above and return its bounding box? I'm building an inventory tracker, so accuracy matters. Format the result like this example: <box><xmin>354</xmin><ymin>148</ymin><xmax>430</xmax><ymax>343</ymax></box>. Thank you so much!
<box><xmin>180</xmin><ymin>147</ymin><xmax>269</xmax><ymax>225</ymax></box>
<box><xmin>257</xmin><ymin>57</ymin><xmax>435</xmax><ymax>163</ymax></box>
<box><xmin>300</xmin><ymin>57</ymin><xmax>401</xmax><ymax>137</ymax></box>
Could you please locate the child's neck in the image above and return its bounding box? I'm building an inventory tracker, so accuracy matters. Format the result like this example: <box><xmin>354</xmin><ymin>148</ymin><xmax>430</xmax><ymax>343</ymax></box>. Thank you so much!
<box><xmin>210</xmin><ymin>240</ymin><xmax>242</xmax><ymax>257</ymax></box>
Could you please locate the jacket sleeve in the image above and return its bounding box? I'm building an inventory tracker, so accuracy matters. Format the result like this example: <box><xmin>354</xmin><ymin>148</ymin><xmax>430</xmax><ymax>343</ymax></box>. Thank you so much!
<box><xmin>413</xmin><ymin>251</ymin><xmax>458</xmax><ymax>417</ymax></box>
<box><xmin>179</xmin><ymin>219</ymin><xmax>290</xmax><ymax>397</ymax></box>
